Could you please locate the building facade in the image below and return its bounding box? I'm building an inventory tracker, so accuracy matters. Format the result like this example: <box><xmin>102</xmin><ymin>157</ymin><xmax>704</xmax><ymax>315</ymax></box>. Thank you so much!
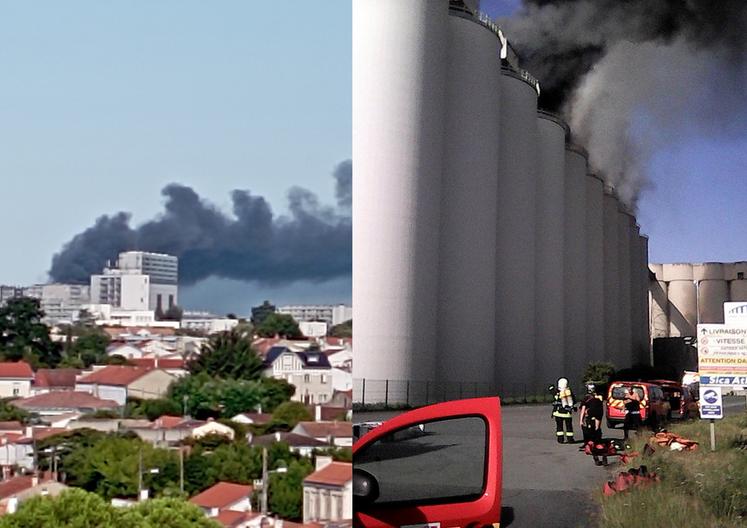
<box><xmin>277</xmin><ymin>304</ymin><xmax>352</xmax><ymax>326</ymax></box>
<box><xmin>23</xmin><ymin>284</ymin><xmax>90</xmax><ymax>325</ymax></box>
<box><xmin>90</xmin><ymin>251</ymin><xmax>178</xmax><ymax>313</ymax></box>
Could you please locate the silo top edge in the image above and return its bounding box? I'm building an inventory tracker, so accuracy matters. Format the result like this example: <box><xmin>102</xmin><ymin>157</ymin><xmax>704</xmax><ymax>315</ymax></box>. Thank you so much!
<box><xmin>587</xmin><ymin>172</ymin><xmax>604</xmax><ymax>183</ymax></box>
<box><xmin>537</xmin><ymin>110</ymin><xmax>570</xmax><ymax>134</ymax></box>
<box><xmin>500</xmin><ymin>66</ymin><xmax>541</xmax><ymax>95</ymax></box>
<box><xmin>566</xmin><ymin>143</ymin><xmax>589</xmax><ymax>158</ymax></box>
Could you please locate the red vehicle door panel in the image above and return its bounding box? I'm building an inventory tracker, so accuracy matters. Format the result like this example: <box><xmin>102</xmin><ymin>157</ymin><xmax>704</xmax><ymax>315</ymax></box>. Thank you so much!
<box><xmin>353</xmin><ymin>397</ymin><xmax>502</xmax><ymax>528</ymax></box>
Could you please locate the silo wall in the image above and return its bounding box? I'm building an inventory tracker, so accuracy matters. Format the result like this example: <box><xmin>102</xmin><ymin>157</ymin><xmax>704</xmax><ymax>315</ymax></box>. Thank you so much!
<box><xmin>649</xmin><ymin>263</ymin><xmax>669</xmax><ymax>339</ymax></box>
<box><xmin>639</xmin><ymin>236</ymin><xmax>651</xmax><ymax>364</ymax></box>
<box><xmin>663</xmin><ymin>264</ymin><xmax>697</xmax><ymax>337</ymax></box>
<box><xmin>585</xmin><ymin>174</ymin><xmax>605</xmax><ymax>365</ymax></box>
<box><xmin>730</xmin><ymin>262</ymin><xmax>747</xmax><ymax>301</ymax></box>
<box><xmin>695</xmin><ymin>263</ymin><xmax>729</xmax><ymax>324</ymax></box>
<box><xmin>352</xmin><ymin>0</ymin><xmax>448</xmax><ymax>399</ymax></box>
<box><xmin>617</xmin><ymin>209</ymin><xmax>633</xmax><ymax>368</ymax></box>
<box><xmin>435</xmin><ymin>15</ymin><xmax>501</xmax><ymax>390</ymax></box>
<box><xmin>629</xmin><ymin>222</ymin><xmax>644</xmax><ymax>365</ymax></box>
<box><xmin>495</xmin><ymin>71</ymin><xmax>538</xmax><ymax>397</ymax></box>
<box><xmin>602</xmin><ymin>188</ymin><xmax>620</xmax><ymax>366</ymax></box>
<box><xmin>535</xmin><ymin>114</ymin><xmax>567</xmax><ymax>389</ymax></box>
<box><xmin>563</xmin><ymin>146</ymin><xmax>588</xmax><ymax>386</ymax></box>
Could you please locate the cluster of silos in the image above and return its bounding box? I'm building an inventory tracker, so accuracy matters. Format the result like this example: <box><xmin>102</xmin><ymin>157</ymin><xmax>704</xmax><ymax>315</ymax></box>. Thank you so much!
<box><xmin>353</xmin><ymin>0</ymin><xmax>651</xmax><ymax>403</ymax></box>
<box><xmin>650</xmin><ymin>262</ymin><xmax>747</xmax><ymax>338</ymax></box>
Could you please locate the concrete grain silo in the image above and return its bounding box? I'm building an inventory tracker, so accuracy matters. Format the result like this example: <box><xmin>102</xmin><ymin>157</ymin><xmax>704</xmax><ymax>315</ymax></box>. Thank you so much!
<box><xmin>585</xmin><ymin>173</ymin><xmax>605</xmax><ymax>365</ymax></box>
<box><xmin>352</xmin><ymin>0</ymin><xmax>448</xmax><ymax>394</ymax></box>
<box><xmin>563</xmin><ymin>145</ymin><xmax>588</xmax><ymax>384</ymax></box>
<box><xmin>663</xmin><ymin>263</ymin><xmax>697</xmax><ymax>337</ymax></box>
<box><xmin>695</xmin><ymin>263</ymin><xmax>729</xmax><ymax>324</ymax></box>
<box><xmin>639</xmin><ymin>235</ymin><xmax>651</xmax><ymax>363</ymax></box>
<box><xmin>534</xmin><ymin>113</ymin><xmax>568</xmax><ymax>388</ymax></box>
<box><xmin>495</xmin><ymin>68</ymin><xmax>539</xmax><ymax>395</ymax></box>
<box><xmin>602</xmin><ymin>188</ymin><xmax>620</xmax><ymax>365</ymax></box>
<box><xmin>435</xmin><ymin>12</ymin><xmax>502</xmax><ymax>388</ymax></box>
<box><xmin>649</xmin><ymin>264</ymin><xmax>669</xmax><ymax>339</ymax></box>
<box><xmin>729</xmin><ymin>262</ymin><xmax>747</xmax><ymax>301</ymax></box>
<box><xmin>629</xmin><ymin>222</ymin><xmax>644</xmax><ymax>364</ymax></box>
<box><xmin>617</xmin><ymin>209</ymin><xmax>633</xmax><ymax>367</ymax></box>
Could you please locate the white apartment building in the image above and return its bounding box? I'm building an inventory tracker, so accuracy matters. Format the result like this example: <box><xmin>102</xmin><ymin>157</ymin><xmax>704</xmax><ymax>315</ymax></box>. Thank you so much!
<box><xmin>277</xmin><ymin>304</ymin><xmax>352</xmax><ymax>326</ymax></box>
<box><xmin>0</xmin><ymin>286</ymin><xmax>25</xmax><ymax>306</ymax></box>
<box><xmin>181</xmin><ymin>312</ymin><xmax>239</xmax><ymax>334</ymax></box>
<box><xmin>90</xmin><ymin>251</ymin><xmax>178</xmax><ymax>312</ymax></box>
<box><xmin>23</xmin><ymin>284</ymin><xmax>91</xmax><ymax>324</ymax></box>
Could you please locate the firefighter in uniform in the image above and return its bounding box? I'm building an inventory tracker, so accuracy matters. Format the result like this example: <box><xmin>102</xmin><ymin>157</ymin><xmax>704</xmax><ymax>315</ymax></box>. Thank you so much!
<box><xmin>552</xmin><ymin>377</ymin><xmax>575</xmax><ymax>443</ymax></box>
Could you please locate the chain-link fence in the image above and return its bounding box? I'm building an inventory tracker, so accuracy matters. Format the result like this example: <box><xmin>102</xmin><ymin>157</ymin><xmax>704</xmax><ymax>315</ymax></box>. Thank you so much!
<box><xmin>353</xmin><ymin>378</ymin><xmax>571</xmax><ymax>409</ymax></box>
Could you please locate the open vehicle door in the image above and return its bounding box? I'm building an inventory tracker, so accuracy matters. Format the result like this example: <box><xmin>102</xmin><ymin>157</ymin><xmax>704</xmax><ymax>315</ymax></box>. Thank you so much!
<box><xmin>353</xmin><ymin>397</ymin><xmax>502</xmax><ymax>528</ymax></box>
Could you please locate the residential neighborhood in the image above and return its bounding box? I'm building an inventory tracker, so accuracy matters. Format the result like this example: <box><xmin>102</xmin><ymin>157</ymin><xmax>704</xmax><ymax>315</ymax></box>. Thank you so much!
<box><xmin>0</xmin><ymin>288</ymin><xmax>352</xmax><ymax>526</ymax></box>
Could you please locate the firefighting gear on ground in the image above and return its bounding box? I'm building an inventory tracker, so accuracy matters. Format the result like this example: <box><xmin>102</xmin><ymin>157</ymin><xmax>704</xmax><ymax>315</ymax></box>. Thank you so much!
<box><xmin>602</xmin><ymin>465</ymin><xmax>661</xmax><ymax>496</ymax></box>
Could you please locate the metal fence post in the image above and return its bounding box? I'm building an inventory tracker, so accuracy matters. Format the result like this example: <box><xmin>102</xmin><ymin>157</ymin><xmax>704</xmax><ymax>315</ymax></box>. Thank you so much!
<box><xmin>361</xmin><ymin>378</ymin><xmax>366</xmax><ymax>405</ymax></box>
<box><xmin>384</xmin><ymin>379</ymin><xmax>389</xmax><ymax>408</ymax></box>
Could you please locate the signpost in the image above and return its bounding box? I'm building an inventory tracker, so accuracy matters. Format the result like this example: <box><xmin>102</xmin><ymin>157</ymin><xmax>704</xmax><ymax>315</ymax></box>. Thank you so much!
<box><xmin>696</xmin><ymin>324</ymin><xmax>747</xmax><ymax>387</ymax></box>
<box><xmin>697</xmin><ymin>323</ymin><xmax>747</xmax><ymax>451</ymax></box>
<box><xmin>699</xmin><ymin>385</ymin><xmax>723</xmax><ymax>451</ymax></box>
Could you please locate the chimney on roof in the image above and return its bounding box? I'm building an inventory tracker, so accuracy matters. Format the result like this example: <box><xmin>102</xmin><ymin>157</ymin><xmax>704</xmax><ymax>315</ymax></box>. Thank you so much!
<box><xmin>275</xmin><ymin>431</ymin><xmax>281</xmax><ymax>442</ymax></box>
<box><xmin>31</xmin><ymin>474</ymin><xmax>39</xmax><ymax>487</ymax></box>
<box><xmin>315</xmin><ymin>405</ymin><xmax>321</xmax><ymax>422</ymax></box>
<box><xmin>315</xmin><ymin>455</ymin><xmax>333</xmax><ymax>471</ymax></box>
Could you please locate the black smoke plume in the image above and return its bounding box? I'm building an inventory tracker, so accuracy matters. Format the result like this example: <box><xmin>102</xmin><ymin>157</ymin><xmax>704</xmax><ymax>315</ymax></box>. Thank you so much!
<box><xmin>49</xmin><ymin>161</ymin><xmax>352</xmax><ymax>286</ymax></box>
<box><xmin>500</xmin><ymin>0</ymin><xmax>747</xmax><ymax>207</ymax></box>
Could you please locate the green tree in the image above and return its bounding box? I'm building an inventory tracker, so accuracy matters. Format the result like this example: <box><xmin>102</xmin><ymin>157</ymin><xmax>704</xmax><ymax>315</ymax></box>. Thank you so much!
<box><xmin>0</xmin><ymin>297</ymin><xmax>59</xmax><ymax>366</ymax></box>
<box><xmin>119</xmin><ymin>497</ymin><xmax>221</xmax><ymax>527</ymax></box>
<box><xmin>0</xmin><ymin>489</ymin><xmax>221</xmax><ymax>528</ymax></box>
<box><xmin>169</xmin><ymin>374</ymin><xmax>291</xmax><ymax>419</ymax></box>
<box><xmin>62</xmin><ymin>327</ymin><xmax>110</xmax><ymax>367</ymax></box>
<box><xmin>188</xmin><ymin>328</ymin><xmax>264</xmax><ymax>380</ymax></box>
<box><xmin>0</xmin><ymin>488</ymin><xmax>119</xmax><ymax>528</ymax></box>
<box><xmin>582</xmin><ymin>362</ymin><xmax>616</xmax><ymax>385</ymax></box>
<box><xmin>268</xmin><ymin>458</ymin><xmax>314</xmax><ymax>520</ymax></box>
<box><xmin>255</xmin><ymin>313</ymin><xmax>302</xmax><ymax>339</ymax></box>
<box><xmin>0</xmin><ymin>398</ymin><xmax>30</xmax><ymax>423</ymax></box>
<box><xmin>313</xmin><ymin>446</ymin><xmax>352</xmax><ymax>463</ymax></box>
<box><xmin>269</xmin><ymin>401</ymin><xmax>312</xmax><ymax>430</ymax></box>
<box><xmin>160</xmin><ymin>305</ymin><xmax>184</xmax><ymax>322</ymax></box>
<box><xmin>328</xmin><ymin>319</ymin><xmax>352</xmax><ymax>338</ymax></box>
<box><xmin>126</xmin><ymin>398</ymin><xmax>183</xmax><ymax>421</ymax></box>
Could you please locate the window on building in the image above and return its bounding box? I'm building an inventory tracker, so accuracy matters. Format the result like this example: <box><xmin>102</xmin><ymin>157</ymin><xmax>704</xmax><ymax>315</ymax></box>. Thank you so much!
<box><xmin>321</xmin><ymin>374</ymin><xmax>328</xmax><ymax>384</ymax></box>
<box><xmin>739</xmin><ymin>272</ymin><xmax>745</xmax><ymax>280</ymax></box>
<box><xmin>168</xmin><ymin>294</ymin><xmax>174</xmax><ymax>308</ymax></box>
<box><xmin>12</xmin><ymin>388</ymin><xmax>19</xmax><ymax>396</ymax></box>
<box><xmin>304</xmin><ymin>374</ymin><xmax>310</xmax><ymax>383</ymax></box>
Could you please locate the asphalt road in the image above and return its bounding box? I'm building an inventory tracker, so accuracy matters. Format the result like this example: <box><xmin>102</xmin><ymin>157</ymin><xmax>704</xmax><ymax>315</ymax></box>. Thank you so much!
<box><xmin>356</xmin><ymin>395</ymin><xmax>747</xmax><ymax>528</ymax></box>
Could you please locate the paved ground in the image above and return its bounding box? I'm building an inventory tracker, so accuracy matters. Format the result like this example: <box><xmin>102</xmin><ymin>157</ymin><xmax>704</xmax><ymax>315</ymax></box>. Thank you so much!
<box><xmin>356</xmin><ymin>395</ymin><xmax>746</xmax><ymax>528</ymax></box>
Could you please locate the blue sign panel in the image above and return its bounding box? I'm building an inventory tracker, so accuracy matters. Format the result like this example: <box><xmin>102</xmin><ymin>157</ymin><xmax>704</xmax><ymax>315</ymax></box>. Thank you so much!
<box><xmin>700</xmin><ymin>375</ymin><xmax>747</xmax><ymax>386</ymax></box>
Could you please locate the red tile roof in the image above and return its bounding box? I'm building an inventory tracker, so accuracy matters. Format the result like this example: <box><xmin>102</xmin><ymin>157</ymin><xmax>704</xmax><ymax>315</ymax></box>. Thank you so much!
<box><xmin>306</xmin><ymin>406</ymin><xmax>349</xmax><ymax>421</ymax></box>
<box><xmin>235</xmin><ymin>412</ymin><xmax>272</xmax><ymax>425</ymax></box>
<box><xmin>33</xmin><ymin>368</ymin><xmax>80</xmax><ymax>388</ymax></box>
<box><xmin>304</xmin><ymin>462</ymin><xmax>351</xmax><ymax>487</ymax></box>
<box><xmin>189</xmin><ymin>482</ymin><xmax>253</xmax><ymax>509</ymax></box>
<box><xmin>0</xmin><ymin>362</ymin><xmax>34</xmax><ymax>379</ymax></box>
<box><xmin>129</xmin><ymin>358</ymin><xmax>185</xmax><ymax>369</ymax></box>
<box><xmin>77</xmin><ymin>365</ymin><xmax>153</xmax><ymax>386</ymax></box>
<box><xmin>151</xmin><ymin>415</ymin><xmax>206</xmax><ymax>430</ymax></box>
<box><xmin>251</xmin><ymin>432</ymin><xmax>328</xmax><ymax>448</ymax></box>
<box><xmin>12</xmin><ymin>391</ymin><xmax>119</xmax><ymax>411</ymax></box>
<box><xmin>101</xmin><ymin>326</ymin><xmax>176</xmax><ymax>338</ymax></box>
<box><xmin>0</xmin><ymin>476</ymin><xmax>35</xmax><ymax>500</ymax></box>
<box><xmin>0</xmin><ymin>421</ymin><xmax>23</xmax><ymax>432</ymax></box>
<box><xmin>215</xmin><ymin>511</ymin><xmax>260</xmax><ymax>527</ymax></box>
<box><xmin>295</xmin><ymin>421</ymin><xmax>352</xmax><ymax>439</ymax></box>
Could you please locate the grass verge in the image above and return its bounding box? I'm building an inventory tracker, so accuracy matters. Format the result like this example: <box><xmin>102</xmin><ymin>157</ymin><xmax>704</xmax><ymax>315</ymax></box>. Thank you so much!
<box><xmin>597</xmin><ymin>411</ymin><xmax>747</xmax><ymax>527</ymax></box>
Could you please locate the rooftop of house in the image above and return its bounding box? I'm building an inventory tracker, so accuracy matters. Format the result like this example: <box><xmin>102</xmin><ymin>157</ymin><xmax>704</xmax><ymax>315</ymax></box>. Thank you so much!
<box><xmin>33</xmin><ymin>368</ymin><xmax>81</xmax><ymax>388</ymax></box>
<box><xmin>76</xmin><ymin>365</ymin><xmax>154</xmax><ymax>386</ymax></box>
<box><xmin>294</xmin><ymin>421</ymin><xmax>352</xmax><ymax>439</ymax></box>
<box><xmin>251</xmin><ymin>432</ymin><xmax>329</xmax><ymax>448</ymax></box>
<box><xmin>12</xmin><ymin>391</ymin><xmax>119</xmax><ymax>411</ymax></box>
<box><xmin>303</xmin><ymin>461</ymin><xmax>352</xmax><ymax>487</ymax></box>
<box><xmin>189</xmin><ymin>481</ymin><xmax>253</xmax><ymax>509</ymax></box>
<box><xmin>0</xmin><ymin>362</ymin><xmax>34</xmax><ymax>379</ymax></box>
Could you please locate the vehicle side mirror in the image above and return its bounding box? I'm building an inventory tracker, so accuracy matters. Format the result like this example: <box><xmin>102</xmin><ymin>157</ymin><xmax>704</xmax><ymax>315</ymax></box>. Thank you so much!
<box><xmin>353</xmin><ymin>468</ymin><xmax>379</xmax><ymax>507</ymax></box>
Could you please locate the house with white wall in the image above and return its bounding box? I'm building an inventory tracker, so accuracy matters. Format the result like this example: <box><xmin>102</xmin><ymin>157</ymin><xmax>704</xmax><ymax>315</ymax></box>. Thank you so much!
<box><xmin>303</xmin><ymin>457</ymin><xmax>351</xmax><ymax>523</ymax></box>
<box><xmin>0</xmin><ymin>362</ymin><xmax>34</xmax><ymax>398</ymax></box>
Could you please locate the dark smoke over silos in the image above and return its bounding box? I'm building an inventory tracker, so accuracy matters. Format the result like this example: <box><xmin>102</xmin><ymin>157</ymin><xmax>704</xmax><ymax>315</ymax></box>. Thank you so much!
<box><xmin>49</xmin><ymin>160</ymin><xmax>352</xmax><ymax>286</ymax></box>
<box><xmin>499</xmin><ymin>0</ymin><xmax>747</xmax><ymax>207</ymax></box>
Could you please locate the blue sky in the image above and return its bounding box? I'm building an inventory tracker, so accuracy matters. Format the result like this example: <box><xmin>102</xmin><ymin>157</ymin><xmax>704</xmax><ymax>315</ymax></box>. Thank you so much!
<box><xmin>0</xmin><ymin>1</ymin><xmax>351</xmax><ymax>313</ymax></box>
